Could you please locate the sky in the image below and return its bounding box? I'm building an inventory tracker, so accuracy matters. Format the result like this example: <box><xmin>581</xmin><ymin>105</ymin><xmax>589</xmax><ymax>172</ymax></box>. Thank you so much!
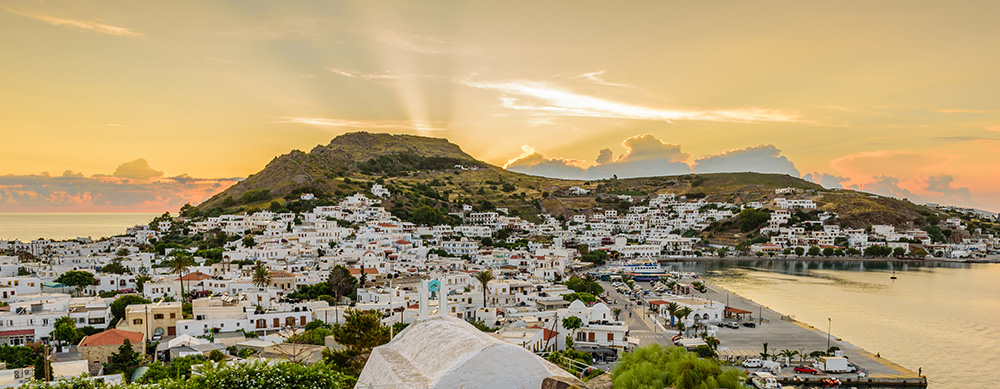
<box><xmin>1</xmin><ymin>1</ymin><xmax>999</xmax><ymax>212</ymax></box>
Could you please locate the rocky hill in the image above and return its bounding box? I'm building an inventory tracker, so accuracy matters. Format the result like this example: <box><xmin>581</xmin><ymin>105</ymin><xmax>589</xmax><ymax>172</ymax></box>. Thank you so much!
<box><xmin>194</xmin><ymin>132</ymin><xmax>954</xmax><ymax>243</ymax></box>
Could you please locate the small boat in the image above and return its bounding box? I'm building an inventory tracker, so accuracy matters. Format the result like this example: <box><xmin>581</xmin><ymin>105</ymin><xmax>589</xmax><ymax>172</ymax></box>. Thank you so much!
<box><xmin>890</xmin><ymin>270</ymin><xmax>897</xmax><ymax>280</ymax></box>
<box><xmin>750</xmin><ymin>372</ymin><xmax>781</xmax><ymax>389</ymax></box>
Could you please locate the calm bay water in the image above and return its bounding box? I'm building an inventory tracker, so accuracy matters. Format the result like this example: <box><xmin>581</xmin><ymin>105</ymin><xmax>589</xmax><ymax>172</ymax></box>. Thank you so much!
<box><xmin>0</xmin><ymin>213</ymin><xmax>159</xmax><ymax>241</ymax></box>
<box><xmin>667</xmin><ymin>260</ymin><xmax>1000</xmax><ymax>389</ymax></box>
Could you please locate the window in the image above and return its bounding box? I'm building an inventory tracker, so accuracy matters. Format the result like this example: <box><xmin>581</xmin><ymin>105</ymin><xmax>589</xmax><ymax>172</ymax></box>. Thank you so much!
<box><xmin>588</xmin><ymin>332</ymin><xmax>595</xmax><ymax>342</ymax></box>
<box><xmin>608</xmin><ymin>333</ymin><xmax>614</xmax><ymax>342</ymax></box>
<box><xmin>154</xmin><ymin>314</ymin><xmax>164</xmax><ymax>320</ymax></box>
<box><xmin>133</xmin><ymin>319</ymin><xmax>143</xmax><ymax>325</ymax></box>
<box><xmin>170</xmin><ymin>313</ymin><xmax>176</xmax><ymax>319</ymax></box>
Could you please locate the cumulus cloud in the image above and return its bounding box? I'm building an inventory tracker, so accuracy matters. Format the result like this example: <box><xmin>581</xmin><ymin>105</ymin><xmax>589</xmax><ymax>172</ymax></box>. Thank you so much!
<box><xmin>503</xmin><ymin>146</ymin><xmax>588</xmax><ymax>179</ymax></box>
<box><xmin>803</xmin><ymin>172</ymin><xmax>851</xmax><ymax>189</ymax></box>
<box><xmin>923</xmin><ymin>175</ymin><xmax>973</xmax><ymax>205</ymax></box>
<box><xmin>505</xmin><ymin>134</ymin><xmax>693</xmax><ymax>180</ymax></box>
<box><xmin>693</xmin><ymin>145</ymin><xmax>800</xmax><ymax>176</ymax></box>
<box><xmin>113</xmin><ymin>159</ymin><xmax>164</xmax><ymax>180</ymax></box>
<box><xmin>859</xmin><ymin>175</ymin><xmax>915</xmax><ymax>200</ymax></box>
<box><xmin>0</xmin><ymin>173</ymin><xmax>238</xmax><ymax>212</ymax></box>
<box><xmin>0</xmin><ymin>160</ymin><xmax>239</xmax><ymax>212</ymax></box>
<box><xmin>586</xmin><ymin>135</ymin><xmax>691</xmax><ymax>178</ymax></box>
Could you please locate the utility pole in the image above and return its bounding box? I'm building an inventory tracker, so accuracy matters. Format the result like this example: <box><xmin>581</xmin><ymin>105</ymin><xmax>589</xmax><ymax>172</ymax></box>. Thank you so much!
<box><xmin>44</xmin><ymin>343</ymin><xmax>50</xmax><ymax>381</ymax></box>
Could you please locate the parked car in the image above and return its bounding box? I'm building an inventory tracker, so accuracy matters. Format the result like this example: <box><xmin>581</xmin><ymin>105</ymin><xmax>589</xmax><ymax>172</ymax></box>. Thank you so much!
<box><xmin>742</xmin><ymin>322</ymin><xmax>757</xmax><ymax>328</ymax></box>
<box><xmin>742</xmin><ymin>358</ymin><xmax>763</xmax><ymax>368</ymax></box>
<box><xmin>794</xmin><ymin>366</ymin><xmax>819</xmax><ymax>374</ymax></box>
<box><xmin>725</xmin><ymin>322</ymin><xmax>740</xmax><ymax>329</ymax></box>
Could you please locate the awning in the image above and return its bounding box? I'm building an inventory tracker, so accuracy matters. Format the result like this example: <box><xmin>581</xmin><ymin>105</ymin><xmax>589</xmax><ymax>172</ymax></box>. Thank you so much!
<box><xmin>0</xmin><ymin>329</ymin><xmax>34</xmax><ymax>337</ymax></box>
<box><xmin>725</xmin><ymin>307</ymin><xmax>753</xmax><ymax>315</ymax></box>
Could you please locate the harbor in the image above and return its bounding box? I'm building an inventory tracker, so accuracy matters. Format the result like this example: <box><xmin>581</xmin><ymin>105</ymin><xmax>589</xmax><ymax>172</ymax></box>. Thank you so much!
<box><xmin>595</xmin><ymin>260</ymin><xmax>931</xmax><ymax>388</ymax></box>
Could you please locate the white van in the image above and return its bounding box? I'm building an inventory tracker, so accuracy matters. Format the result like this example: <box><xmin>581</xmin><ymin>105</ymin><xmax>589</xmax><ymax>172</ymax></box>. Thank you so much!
<box><xmin>742</xmin><ymin>358</ymin><xmax>763</xmax><ymax>368</ymax></box>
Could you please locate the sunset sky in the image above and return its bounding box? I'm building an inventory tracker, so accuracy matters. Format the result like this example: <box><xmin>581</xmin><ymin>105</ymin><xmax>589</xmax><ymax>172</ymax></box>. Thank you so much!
<box><xmin>2</xmin><ymin>1</ymin><xmax>999</xmax><ymax>212</ymax></box>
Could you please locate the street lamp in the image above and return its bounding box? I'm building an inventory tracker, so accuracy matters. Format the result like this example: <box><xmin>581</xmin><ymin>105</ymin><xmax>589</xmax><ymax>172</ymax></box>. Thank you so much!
<box><xmin>827</xmin><ymin>318</ymin><xmax>832</xmax><ymax>351</ymax></box>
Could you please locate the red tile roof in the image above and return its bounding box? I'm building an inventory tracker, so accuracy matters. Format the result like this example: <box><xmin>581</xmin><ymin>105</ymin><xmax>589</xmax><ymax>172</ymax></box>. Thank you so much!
<box><xmin>79</xmin><ymin>329</ymin><xmax>143</xmax><ymax>347</ymax></box>
<box><xmin>0</xmin><ymin>329</ymin><xmax>34</xmax><ymax>337</ymax></box>
<box><xmin>349</xmin><ymin>268</ymin><xmax>379</xmax><ymax>275</ymax></box>
<box><xmin>180</xmin><ymin>271</ymin><xmax>212</xmax><ymax>281</ymax></box>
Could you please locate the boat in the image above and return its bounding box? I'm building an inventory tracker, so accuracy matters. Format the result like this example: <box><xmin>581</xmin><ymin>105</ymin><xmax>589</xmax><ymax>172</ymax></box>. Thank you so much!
<box><xmin>621</xmin><ymin>259</ymin><xmax>662</xmax><ymax>274</ymax></box>
<box><xmin>750</xmin><ymin>372</ymin><xmax>781</xmax><ymax>389</ymax></box>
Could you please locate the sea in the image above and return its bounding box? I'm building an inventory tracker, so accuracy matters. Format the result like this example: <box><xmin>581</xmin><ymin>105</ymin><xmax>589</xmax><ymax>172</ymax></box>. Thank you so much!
<box><xmin>666</xmin><ymin>260</ymin><xmax>999</xmax><ymax>389</ymax></box>
<box><xmin>0</xmin><ymin>213</ymin><xmax>160</xmax><ymax>241</ymax></box>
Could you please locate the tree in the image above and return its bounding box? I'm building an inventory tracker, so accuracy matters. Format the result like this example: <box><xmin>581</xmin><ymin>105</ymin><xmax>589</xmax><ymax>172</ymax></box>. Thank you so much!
<box><xmin>168</xmin><ymin>253</ymin><xmax>193</xmax><ymax>300</ymax></box>
<box><xmin>794</xmin><ymin>246</ymin><xmax>805</xmax><ymax>256</ymax></box>
<box><xmin>666</xmin><ymin>302</ymin><xmax>679</xmax><ymax>327</ymax></box>
<box><xmin>610</xmin><ymin>344</ymin><xmax>745</xmax><ymax>389</ymax></box>
<box><xmin>474</xmin><ymin>270</ymin><xmax>494</xmax><ymax>310</ymax></box>
<box><xmin>562</xmin><ymin>292</ymin><xmax>597</xmax><ymax>303</ymax></box>
<box><xmin>911</xmin><ymin>247</ymin><xmax>929</xmax><ymax>257</ymax></box>
<box><xmin>111</xmin><ymin>295</ymin><xmax>152</xmax><ymax>324</ymax></box>
<box><xmin>333</xmin><ymin>309</ymin><xmax>390</xmax><ymax>352</ymax></box>
<box><xmin>738</xmin><ymin>208</ymin><xmax>770</xmax><ymax>232</ymax></box>
<box><xmin>327</xmin><ymin>265</ymin><xmax>358</xmax><ymax>322</ymax></box>
<box><xmin>251</xmin><ymin>261</ymin><xmax>271</xmax><ymax>289</ymax></box>
<box><xmin>51</xmin><ymin>316</ymin><xmax>81</xmax><ymax>352</ymax></box>
<box><xmin>55</xmin><ymin>271</ymin><xmax>96</xmax><ymax>296</ymax></box>
<box><xmin>675</xmin><ymin>307</ymin><xmax>693</xmax><ymax>335</ymax></box>
<box><xmin>807</xmin><ymin>246</ymin><xmax>821</xmax><ymax>257</ymax></box>
<box><xmin>243</xmin><ymin>236</ymin><xmax>256</xmax><ymax>248</ymax></box>
<box><xmin>562</xmin><ymin>316</ymin><xmax>583</xmax><ymax>348</ymax></box>
<box><xmin>104</xmin><ymin>339</ymin><xmax>142</xmax><ymax>381</ymax></box>
<box><xmin>822</xmin><ymin>247</ymin><xmax>835</xmax><ymax>257</ymax></box>
<box><xmin>779</xmin><ymin>349</ymin><xmax>799</xmax><ymax>365</ymax></box>
<box><xmin>893</xmin><ymin>247</ymin><xmax>907</xmax><ymax>257</ymax></box>
<box><xmin>613</xmin><ymin>308</ymin><xmax>622</xmax><ymax>320</ymax></box>
<box><xmin>209</xmin><ymin>349</ymin><xmax>227</xmax><ymax>362</ymax></box>
<box><xmin>101</xmin><ymin>260</ymin><xmax>131</xmax><ymax>275</ymax></box>
<box><xmin>691</xmin><ymin>281</ymin><xmax>707</xmax><ymax>294</ymax></box>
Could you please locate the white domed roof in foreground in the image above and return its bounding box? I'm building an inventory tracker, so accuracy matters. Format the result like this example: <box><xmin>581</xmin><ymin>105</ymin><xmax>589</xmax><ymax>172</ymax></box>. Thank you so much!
<box><xmin>357</xmin><ymin>315</ymin><xmax>573</xmax><ymax>388</ymax></box>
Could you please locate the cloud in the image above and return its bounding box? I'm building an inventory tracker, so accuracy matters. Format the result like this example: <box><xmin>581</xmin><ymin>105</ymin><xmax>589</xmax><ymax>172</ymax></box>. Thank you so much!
<box><xmin>327</xmin><ymin>67</ymin><xmax>412</xmax><ymax>81</ymax></box>
<box><xmin>0</xmin><ymin>173</ymin><xmax>238</xmax><ymax>212</ymax></box>
<box><xmin>923</xmin><ymin>175</ymin><xmax>973</xmax><ymax>205</ymax></box>
<box><xmin>505</xmin><ymin>134</ymin><xmax>693</xmax><ymax>180</ymax></box>
<box><xmin>61</xmin><ymin>170</ymin><xmax>84</xmax><ymax>178</ymax></box>
<box><xmin>462</xmin><ymin>79</ymin><xmax>800</xmax><ymax>123</ymax></box>
<box><xmin>861</xmin><ymin>175</ymin><xmax>915</xmax><ymax>200</ymax></box>
<box><xmin>693</xmin><ymin>145</ymin><xmax>800</xmax><ymax>176</ymax></box>
<box><xmin>803</xmin><ymin>172</ymin><xmax>850</xmax><ymax>189</ymax></box>
<box><xmin>571</xmin><ymin>71</ymin><xmax>632</xmax><ymax>88</ymax></box>
<box><xmin>587</xmin><ymin>135</ymin><xmax>691</xmax><ymax>178</ymax></box>
<box><xmin>113</xmin><ymin>159</ymin><xmax>164</xmax><ymax>180</ymax></box>
<box><xmin>503</xmin><ymin>146</ymin><xmax>588</xmax><ymax>179</ymax></box>
<box><xmin>934</xmin><ymin>108</ymin><xmax>993</xmax><ymax>114</ymax></box>
<box><xmin>985</xmin><ymin>125</ymin><xmax>1000</xmax><ymax>132</ymax></box>
<box><xmin>367</xmin><ymin>29</ymin><xmax>485</xmax><ymax>56</ymax></box>
<box><xmin>275</xmin><ymin>117</ymin><xmax>444</xmax><ymax>132</ymax></box>
<box><xmin>6</xmin><ymin>9</ymin><xmax>143</xmax><ymax>38</ymax></box>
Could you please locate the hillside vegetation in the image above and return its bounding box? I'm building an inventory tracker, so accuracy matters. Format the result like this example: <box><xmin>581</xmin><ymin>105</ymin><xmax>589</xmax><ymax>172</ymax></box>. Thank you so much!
<box><xmin>193</xmin><ymin>132</ymin><xmax>941</xmax><ymax>237</ymax></box>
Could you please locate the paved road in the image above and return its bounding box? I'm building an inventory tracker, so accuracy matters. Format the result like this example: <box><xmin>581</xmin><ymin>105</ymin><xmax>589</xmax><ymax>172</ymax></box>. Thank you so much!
<box><xmin>598</xmin><ymin>280</ymin><xmax>672</xmax><ymax>348</ymax></box>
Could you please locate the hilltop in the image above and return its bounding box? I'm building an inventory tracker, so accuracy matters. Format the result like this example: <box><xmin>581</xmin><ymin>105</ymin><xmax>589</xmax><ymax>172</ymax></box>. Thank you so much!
<box><xmin>193</xmin><ymin>132</ymin><xmax>948</xmax><ymax>242</ymax></box>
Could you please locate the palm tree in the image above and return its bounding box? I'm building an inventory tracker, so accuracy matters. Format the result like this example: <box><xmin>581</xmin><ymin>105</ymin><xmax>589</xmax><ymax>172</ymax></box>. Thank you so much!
<box><xmin>666</xmin><ymin>302</ymin><xmax>680</xmax><ymax>327</ymax></box>
<box><xmin>675</xmin><ymin>307</ymin><xmax>693</xmax><ymax>336</ymax></box>
<box><xmin>252</xmin><ymin>261</ymin><xmax>272</xmax><ymax>289</ymax></box>
<box><xmin>168</xmin><ymin>253</ymin><xmax>192</xmax><ymax>300</ymax></box>
<box><xmin>613</xmin><ymin>308</ymin><xmax>622</xmax><ymax>320</ymax></box>
<box><xmin>474</xmin><ymin>270</ymin><xmax>494</xmax><ymax>310</ymax></box>
<box><xmin>676</xmin><ymin>322</ymin><xmax>686</xmax><ymax>337</ymax></box>
<box><xmin>779</xmin><ymin>349</ymin><xmax>799</xmax><ymax>365</ymax></box>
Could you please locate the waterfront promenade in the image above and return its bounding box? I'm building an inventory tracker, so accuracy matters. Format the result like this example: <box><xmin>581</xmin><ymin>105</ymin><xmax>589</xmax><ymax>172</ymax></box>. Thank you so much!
<box><xmin>601</xmin><ymin>279</ymin><xmax>926</xmax><ymax>386</ymax></box>
<box><xmin>703</xmin><ymin>284</ymin><xmax>921</xmax><ymax>380</ymax></box>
